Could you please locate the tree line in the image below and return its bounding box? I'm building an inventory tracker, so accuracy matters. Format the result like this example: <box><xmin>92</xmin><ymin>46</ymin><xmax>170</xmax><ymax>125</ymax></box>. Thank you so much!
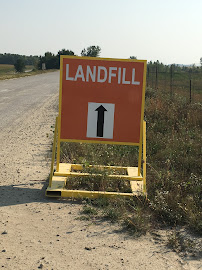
<box><xmin>1</xmin><ymin>46</ymin><xmax>101</xmax><ymax>72</ymax></box>
<box><xmin>148</xmin><ymin>60</ymin><xmax>202</xmax><ymax>73</ymax></box>
<box><xmin>0</xmin><ymin>53</ymin><xmax>38</xmax><ymax>66</ymax></box>
<box><xmin>38</xmin><ymin>46</ymin><xmax>101</xmax><ymax>70</ymax></box>
<box><xmin>1</xmin><ymin>47</ymin><xmax>202</xmax><ymax>73</ymax></box>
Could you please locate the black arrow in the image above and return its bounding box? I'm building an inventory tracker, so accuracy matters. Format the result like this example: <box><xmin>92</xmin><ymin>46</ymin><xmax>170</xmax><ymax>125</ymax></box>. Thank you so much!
<box><xmin>95</xmin><ymin>105</ymin><xmax>107</xmax><ymax>137</ymax></box>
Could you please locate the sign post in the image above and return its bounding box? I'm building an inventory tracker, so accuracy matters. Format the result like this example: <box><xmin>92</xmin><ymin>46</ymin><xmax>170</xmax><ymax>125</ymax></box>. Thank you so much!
<box><xmin>46</xmin><ymin>56</ymin><xmax>147</xmax><ymax>198</ymax></box>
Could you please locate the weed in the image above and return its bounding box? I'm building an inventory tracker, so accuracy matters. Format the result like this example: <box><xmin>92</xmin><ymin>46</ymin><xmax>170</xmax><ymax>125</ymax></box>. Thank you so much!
<box><xmin>123</xmin><ymin>214</ymin><xmax>149</xmax><ymax>236</ymax></box>
<box><xmin>81</xmin><ymin>205</ymin><xmax>98</xmax><ymax>216</ymax></box>
<box><xmin>103</xmin><ymin>207</ymin><xmax>121</xmax><ymax>222</ymax></box>
<box><xmin>76</xmin><ymin>215</ymin><xmax>91</xmax><ymax>221</ymax></box>
<box><xmin>167</xmin><ymin>230</ymin><xmax>195</xmax><ymax>253</ymax></box>
<box><xmin>145</xmin><ymin>92</ymin><xmax>202</xmax><ymax>233</ymax></box>
<box><xmin>79</xmin><ymin>196</ymin><xmax>151</xmax><ymax>236</ymax></box>
<box><xmin>65</xmin><ymin>165</ymin><xmax>132</xmax><ymax>193</ymax></box>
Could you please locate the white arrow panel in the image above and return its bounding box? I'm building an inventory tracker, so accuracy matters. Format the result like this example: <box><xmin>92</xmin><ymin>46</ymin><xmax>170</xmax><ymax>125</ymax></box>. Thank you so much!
<box><xmin>86</xmin><ymin>102</ymin><xmax>115</xmax><ymax>139</ymax></box>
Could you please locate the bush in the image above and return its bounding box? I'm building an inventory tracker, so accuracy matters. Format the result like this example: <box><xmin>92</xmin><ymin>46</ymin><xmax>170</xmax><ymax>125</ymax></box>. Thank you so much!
<box><xmin>14</xmin><ymin>58</ymin><xmax>25</xmax><ymax>73</ymax></box>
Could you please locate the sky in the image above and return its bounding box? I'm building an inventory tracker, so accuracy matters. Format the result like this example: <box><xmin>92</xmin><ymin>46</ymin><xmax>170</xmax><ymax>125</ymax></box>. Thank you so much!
<box><xmin>1</xmin><ymin>0</ymin><xmax>202</xmax><ymax>65</ymax></box>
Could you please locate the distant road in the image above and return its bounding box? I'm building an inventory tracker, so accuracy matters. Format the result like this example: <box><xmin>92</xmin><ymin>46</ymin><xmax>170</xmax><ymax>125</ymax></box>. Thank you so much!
<box><xmin>0</xmin><ymin>71</ymin><xmax>59</xmax><ymax>129</ymax></box>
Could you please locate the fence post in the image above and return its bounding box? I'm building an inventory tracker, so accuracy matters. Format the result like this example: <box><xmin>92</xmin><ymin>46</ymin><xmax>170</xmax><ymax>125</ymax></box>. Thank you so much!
<box><xmin>155</xmin><ymin>63</ymin><xmax>158</xmax><ymax>90</ymax></box>
<box><xmin>147</xmin><ymin>67</ymin><xmax>149</xmax><ymax>87</ymax></box>
<box><xmin>170</xmin><ymin>65</ymin><xmax>173</xmax><ymax>99</ymax></box>
<box><xmin>190</xmin><ymin>79</ymin><xmax>192</xmax><ymax>104</ymax></box>
<box><xmin>164</xmin><ymin>66</ymin><xmax>167</xmax><ymax>91</ymax></box>
<box><xmin>151</xmin><ymin>67</ymin><xmax>154</xmax><ymax>88</ymax></box>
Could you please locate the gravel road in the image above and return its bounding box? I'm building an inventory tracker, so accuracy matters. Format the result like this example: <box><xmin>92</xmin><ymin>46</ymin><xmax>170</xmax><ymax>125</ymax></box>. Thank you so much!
<box><xmin>0</xmin><ymin>71</ymin><xmax>59</xmax><ymax>129</ymax></box>
<box><xmin>0</xmin><ymin>73</ymin><xmax>201</xmax><ymax>270</ymax></box>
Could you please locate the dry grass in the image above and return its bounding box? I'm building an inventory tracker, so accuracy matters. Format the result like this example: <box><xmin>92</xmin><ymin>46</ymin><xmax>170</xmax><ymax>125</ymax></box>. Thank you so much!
<box><xmin>60</xmin><ymin>82</ymin><xmax>202</xmax><ymax>236</ymax></box>
<box><xmin>0</xmin><ymin>64</ymin><xmax>15</xmax><ymax>75</ymax></box>
<box><xmin>146</xmin><ymin>89</ymin><xmax>201</xmax><ymax>234</ymax></box>
<box><xmin>0</xmin><ymin>64</ymin><xmax>57</xmax><ymax>80</ymax></box>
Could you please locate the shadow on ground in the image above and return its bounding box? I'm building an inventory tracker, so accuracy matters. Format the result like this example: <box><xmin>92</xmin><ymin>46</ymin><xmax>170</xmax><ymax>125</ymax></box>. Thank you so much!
<box><xmin>0</xmin><ymin>178</ymin><xmax>80</xmax><ymax>207</ymax></box>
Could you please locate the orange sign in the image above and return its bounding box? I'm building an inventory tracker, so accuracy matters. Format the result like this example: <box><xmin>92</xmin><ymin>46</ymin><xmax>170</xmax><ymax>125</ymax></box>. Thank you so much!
<box><xmin>59</xmin><ymin>56</ymin><xmax>147</xmax><ymax>145</ymax></box>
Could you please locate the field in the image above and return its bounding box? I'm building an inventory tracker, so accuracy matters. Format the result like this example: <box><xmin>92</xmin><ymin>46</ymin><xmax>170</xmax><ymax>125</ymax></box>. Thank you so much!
<box><xmin>0</xmin><ymin>64</ymin><xmax>55</xmax><ymax>80</ymax></box>
<box><xmin>147</xmin><ymin>67</ymin><xmax>202</xmax><ymax>103</ymax></box>
<box><xmin>60</xmin><ymin>79</ymin><xmax>202</xmax><ymax>239</ymax></box>
<box><xmin>0</xmin><ymin>64</ymin><xmax>33</xmax><ymax>79</ymax></box>
<box><xmin>0</xmin><ymin>64</ymin><xmax>15</xmax><ymax>74</ymax></box>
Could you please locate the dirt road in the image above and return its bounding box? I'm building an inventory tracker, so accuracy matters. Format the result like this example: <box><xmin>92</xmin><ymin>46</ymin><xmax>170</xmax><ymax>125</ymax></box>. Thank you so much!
<box><xmin>0</xmin><ymin>73</ymin><xmax>200</xmax><ymax>269</ymax></box>
<box><xmin>0</xmin><ymin>71</ymin><xmax>60</xmax><ymax>129</ymax></box>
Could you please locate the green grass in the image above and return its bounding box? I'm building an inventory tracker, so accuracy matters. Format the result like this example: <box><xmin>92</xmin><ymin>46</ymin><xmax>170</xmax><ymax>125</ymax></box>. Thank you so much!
<box><xmin>60</xmin><ymin>84</ymin><xmax>202</xmax><ymax>236</ymax></box>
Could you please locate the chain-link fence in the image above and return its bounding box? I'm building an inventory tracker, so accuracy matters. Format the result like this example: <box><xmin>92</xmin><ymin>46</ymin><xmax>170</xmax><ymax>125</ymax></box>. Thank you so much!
<box><xmin>146</xmin><ymin>65</ymin><xmax>202</xmax><ymax>103</ymax></box>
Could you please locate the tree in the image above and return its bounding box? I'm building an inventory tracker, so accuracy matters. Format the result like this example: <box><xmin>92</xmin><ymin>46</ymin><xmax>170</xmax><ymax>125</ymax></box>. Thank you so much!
<box><xmin>81</xmin><ymin>45</ymin><xmax>101</xmax><ymax>57</ymax></box>
<box><xmin>130</xmin><ymin>56</ymin><xmax>137</xmax><ymax>59</ymax></box>
<box><xmin>38</xmin><ymin>52</ymin><xmax>58</xmax><ymax>70</ymax></box>
<box><xmin>38</xmin><ymin>49</ymin><xmax>75</xmax><ymax>70</ymax></box>
<box><xmin>0</xmin><ymin>53</ymin><xmax>38</xmax><ymax>65</ymax></box>
<box><xmin>200</xmin><ymin>57</ymin><xmax>202</xmax><ymax>66</ymax></box>
<box><xmin>14</xmin><ymin>58</ymin><xmax>25</xmax><ymax>72</ymax></box>
<box><xmin>44</xmin><ymin>52</ymin><xmax>58</xmax><ymax>69</ymax></box>
<box><xmin>57</xmin><ymin>49</ymin><xmax>74</xmax><ymax>68</ymax></box>
<box><xmin>57</xmin><ymin>49</ymin><xmax>74</xmax><ymax>57</ymax></box>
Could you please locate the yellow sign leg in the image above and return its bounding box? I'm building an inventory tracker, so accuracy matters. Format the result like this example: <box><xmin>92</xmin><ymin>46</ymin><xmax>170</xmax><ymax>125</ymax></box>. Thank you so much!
<box><xmin>56</xmin><ymin>116</ymin><xmax>61</xmax><ymax>172</ymax></box>
<box><xmin>143</xmin><ymin>121</ymin><xmax>146</xmax><ymax>194</ymax></box>
<box><xmin>48</xmin><ymin>117</ymin><xmax>58</xmax><ymax>187</ymax></box>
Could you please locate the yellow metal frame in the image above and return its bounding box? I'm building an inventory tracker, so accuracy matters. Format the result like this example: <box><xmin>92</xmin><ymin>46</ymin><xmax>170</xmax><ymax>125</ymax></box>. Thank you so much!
<box><xmin>46</xmin><ymin>56</ymin><xmax>147</xmax><ymax>199</ymax></box>
<box><xmin>46</xmin><ymin>118</ymin><xmax>147</xmax><ymax>198</ymax></box>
